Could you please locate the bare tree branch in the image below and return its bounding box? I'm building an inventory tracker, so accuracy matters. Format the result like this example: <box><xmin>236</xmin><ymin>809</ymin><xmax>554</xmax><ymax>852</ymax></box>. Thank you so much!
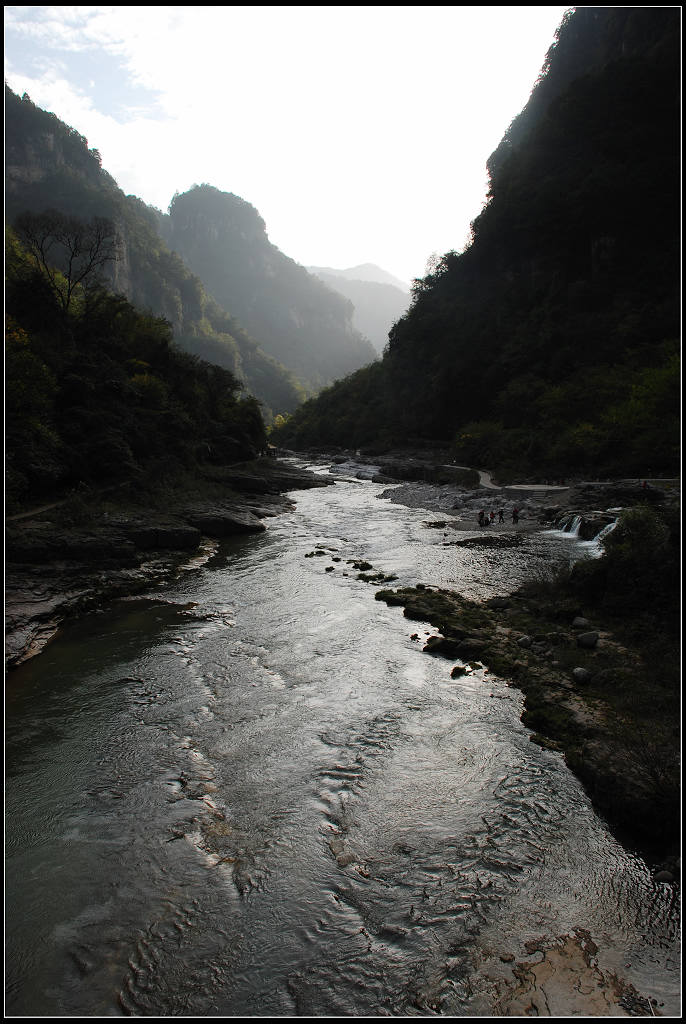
<box><xmin>13</xmin><ymin>209</ymin><xmax>120</xmax><ymax>313</ymax></box>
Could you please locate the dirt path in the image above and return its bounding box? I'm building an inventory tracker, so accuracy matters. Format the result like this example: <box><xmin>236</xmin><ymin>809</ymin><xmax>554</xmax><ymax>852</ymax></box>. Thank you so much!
<box><xmin>6</xmin><ymin>499</ymin><xmax>71</xmax><ymax>522</ymax></box>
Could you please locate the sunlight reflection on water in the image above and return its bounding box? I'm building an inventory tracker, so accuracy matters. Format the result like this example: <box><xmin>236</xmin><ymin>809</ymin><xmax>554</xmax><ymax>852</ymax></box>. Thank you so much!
<box><xmin>5</xmin><ymin>471</ymin><xmax>680</xmax><ymax>1017</ymax></box>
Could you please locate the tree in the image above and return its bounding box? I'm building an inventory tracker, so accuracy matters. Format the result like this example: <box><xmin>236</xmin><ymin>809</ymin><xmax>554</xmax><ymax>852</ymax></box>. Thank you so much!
<box><xmin>13</xmin><ymin>209</ymin><xmax>120</xmax><ymax>313</ymax></box>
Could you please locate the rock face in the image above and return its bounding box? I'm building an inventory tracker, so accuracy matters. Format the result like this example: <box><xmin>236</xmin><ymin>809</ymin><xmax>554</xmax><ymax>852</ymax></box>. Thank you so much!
<box><xmin>485</xmin><ymin>929</ymin><xmax>654</xmax><ymax>1018</ymax></box>
<box><xmin>182</xmin><ymin>505</ymin><xmax>266</xmax><ymax>536</ymax></box>
<box><xmin>160</xmin><ymin>186</ymin><xmax>377</xmax><ymax>389</ymax></box>
<box><xmin>544</xmin><ymin>479</ymin><xmax>679</xmax><ymax>538</ymax></box>
<box><xmin>5</xmin><ymin>523</ymin><xmax>139</xmax><ymax>566</ymax></box>
<box><xmin>372</xmin><ymin>457</ymin><xmax>479</xmax><ymax>488</ymax></box>
<box><xmin>108</xmin><ymin>518</ymin><xmax>202</xmax><ymax>551</ymax></box>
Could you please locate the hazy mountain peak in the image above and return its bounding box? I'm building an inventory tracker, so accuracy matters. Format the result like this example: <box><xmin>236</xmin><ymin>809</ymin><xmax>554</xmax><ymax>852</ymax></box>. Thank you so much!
<box><xmin>308</xmin><ymin>264</ymin><xmax>411</xmax><ymax>353</ymax></box>
<box><xmin>308</xmin><ymin>263</ymin><xmax>410</xmax><ymax>293</ymax></box>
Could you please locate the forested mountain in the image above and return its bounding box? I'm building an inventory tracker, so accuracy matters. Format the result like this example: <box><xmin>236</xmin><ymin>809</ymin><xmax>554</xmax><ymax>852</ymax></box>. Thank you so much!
<box><xmin>274</xmin><ymin>7</ymin><xmax>680</xmax><ymax>481</ymax></box>
<box><xmin>159</xmin><ymin>186</ymin><xmax>376</xmax><ymax>389</ymax></box>
<box><xmin>307</xmin><ymin>266</ymin><xmax>410</xmax><ymax>354</ymax></box>
<box><xmin>5</xmin><ymin>87</ymin><xmax>301</xmax><ymax>419</ymax></box>
<box><xmin>5</xmin><ymin>227</ymin><xmax>267</xmax><ymax>508</ymax></box>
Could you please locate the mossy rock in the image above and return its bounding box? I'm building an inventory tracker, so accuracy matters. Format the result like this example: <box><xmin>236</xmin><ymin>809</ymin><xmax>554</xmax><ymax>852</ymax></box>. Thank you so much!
<box><xmin>358</xmin><ymin>571</ymin><xmax>387</xmax><ymax>583</ymax></box>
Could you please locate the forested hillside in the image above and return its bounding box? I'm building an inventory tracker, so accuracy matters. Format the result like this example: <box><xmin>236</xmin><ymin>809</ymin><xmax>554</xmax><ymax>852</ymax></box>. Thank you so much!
<box><xmin>5</xmin><ymin>86</ymin><xmax>303</xmax><ymax>419</ymax></box>
<box><xmin>159</xmin><ymin>185</ymin><xmax>377</xmax><ymax>389</ymax></box>
<box><xmin>274</xmin><ymin>8</ymin><xmax>680</xmax><ymax>481</ymax></box>
<box><xmin>5</xmin><ymin>227</ymin><xmax>266</xmax><ymax>510</ymax></box>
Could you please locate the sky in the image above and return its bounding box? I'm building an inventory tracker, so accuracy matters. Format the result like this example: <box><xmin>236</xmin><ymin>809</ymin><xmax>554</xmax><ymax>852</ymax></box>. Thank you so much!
<box><xmin>4</xmin><ymin>5</ymin><xmax>569</xmax><ymax>286</ymax></box>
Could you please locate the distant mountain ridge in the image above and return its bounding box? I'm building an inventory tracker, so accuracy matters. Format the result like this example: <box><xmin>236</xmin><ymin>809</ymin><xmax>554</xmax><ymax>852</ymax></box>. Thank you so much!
<box><xmin>308</xmin><ymin>266</ymin><xmax>410</xmax><ymax>354</ymax></box>
<box><xmin>158</xmin><ymin>186</ymin><xmax>376</xmax><ymax>390</ymax></box>
<box><xmin>308</xmin><ymin>263</ymin><xmax>410</xmax><ymax>292</ymax></box>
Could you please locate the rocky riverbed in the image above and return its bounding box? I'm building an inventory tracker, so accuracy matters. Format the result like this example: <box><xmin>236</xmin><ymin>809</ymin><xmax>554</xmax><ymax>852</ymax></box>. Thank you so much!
<box><xmin>5</xmin><ymin>454</ymin><xmax>683</xmax><ymax>1015</ymax></box>
<box><xmin>6</xmin><ymin>452</ymin><xmax>679</xmax><ymax>872</ymax></box>
<box><xmin>468</xmin><ymin>928</ymin><xmax>667</xmax><ymax>1017</ymax></box>
<box><xmin>324</xmin><ymin>448</ymin><xmax>676</xmax><ymax>539</ymax></box>
<box><xmin>285</xmin><ymin>447</ymin><xmax>679</xmax><ymax>872</ymax></box>
<box><xmin>5</xmin><ymin>458</ymin><xmax>333</xmax><ymax>669</ymax></box>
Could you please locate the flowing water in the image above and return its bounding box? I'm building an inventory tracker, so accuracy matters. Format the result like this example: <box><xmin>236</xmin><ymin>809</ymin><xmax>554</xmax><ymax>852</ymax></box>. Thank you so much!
<box><xmin>5</xmin><ymin>464</ymin><xmax>680</xmax><ymax>1016</ymax></box>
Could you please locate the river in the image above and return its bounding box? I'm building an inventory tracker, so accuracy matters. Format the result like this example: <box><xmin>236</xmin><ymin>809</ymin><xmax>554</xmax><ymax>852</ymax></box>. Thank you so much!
<box><xmin>5</xmin><ymin>463</ymin><xmax>680</xmax><ymax>1016</ymax></box>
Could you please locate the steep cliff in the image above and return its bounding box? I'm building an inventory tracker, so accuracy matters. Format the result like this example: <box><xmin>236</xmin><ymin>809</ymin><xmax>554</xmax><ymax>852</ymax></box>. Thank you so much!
<box><xmin>274</xmin><ymin>7</ymin><xmax>680</xmax><ymax>479</ymax></box>
<box><xmin>160</xmin><ymin>186</ymin><xmax>377</xmax><ymax>389</ymax></box>
<box><xmin>4</xmin><ymin>87</ymin><xmax>303</xmax><ymax>418</ymax></box>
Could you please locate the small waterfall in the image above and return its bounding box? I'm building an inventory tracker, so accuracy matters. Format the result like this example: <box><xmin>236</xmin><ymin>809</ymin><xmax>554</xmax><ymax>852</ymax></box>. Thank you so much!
<box><xmin>563</xmin><ymin>514</ymin><xmax>582</xmax><ymax>536</ymax></box>
<box><xmin>578</xmin><ymin>517</ymin><xmax>619</xmax><ymax>559</ymax></box>
<box><xmin>595</xmin><ymin>519</ymin><xmax>618</xmax><ymax>542</ymax></box>
<box><xmin>545</xmin><ymin>513</ymin><xmax>618</xmax><ymax>558</ymax></box>
<box><xmin>543</xmin><ymin>513</ymin><xmax>583</xmax><ymax>542</ymax></box>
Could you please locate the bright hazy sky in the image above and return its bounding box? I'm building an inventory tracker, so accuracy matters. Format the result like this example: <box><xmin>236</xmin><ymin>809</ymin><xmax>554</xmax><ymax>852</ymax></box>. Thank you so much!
<box><xmin>5</xmin><ymin>5</ymin><xmax>569</xmax><ymax>285</ymax></box>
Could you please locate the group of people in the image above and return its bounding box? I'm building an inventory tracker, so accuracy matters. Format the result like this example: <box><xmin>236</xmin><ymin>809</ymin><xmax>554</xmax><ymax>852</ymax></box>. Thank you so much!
<box><xmin>478</xmin><ymin>507</ymin><xmax>519</xmax><ymax>527</ymax></box>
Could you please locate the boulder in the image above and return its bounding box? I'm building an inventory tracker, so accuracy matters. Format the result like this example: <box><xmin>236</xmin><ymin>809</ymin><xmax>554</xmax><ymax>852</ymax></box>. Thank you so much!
<box><xmin>572</xmin><ymin>667</ymin><xmax>593</xmax><ymax>685</ymax></box>
<box><xmin>423</xmin><ymin>635</ymin><xmax>462</xmax><ymax>657</ymax></box>
<box><xmin>182</xmin><ymin>505</ymin><xmax>266</xmax><ymax>536</ymax></box>
<box><xmin>577</xmin><ymin>631</ymin><xmax>600</xmax><ymax>649</ymax></box>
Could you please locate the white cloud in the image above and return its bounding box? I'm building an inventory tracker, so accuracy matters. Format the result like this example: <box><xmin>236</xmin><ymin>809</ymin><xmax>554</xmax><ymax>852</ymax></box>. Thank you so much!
<box><xmin>5</xmin><ymin>5</ymin><xmax>568</xmax><ymax>281</ymax></box>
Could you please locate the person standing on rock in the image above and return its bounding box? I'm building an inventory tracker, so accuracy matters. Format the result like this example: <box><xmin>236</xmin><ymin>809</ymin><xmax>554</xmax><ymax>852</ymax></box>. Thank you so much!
<box><xmin>478</xmin><ymin>510</ymin><xmax>485</xmax><ymax>527</ymax></box>
<box><xmin>498</xmin><ymin>509</ymin><xmax>505</xmax><ymax>523</ymax></box>
<box><xmin>512</xmin><ymin>507</ymin><xmax>520</xmax><ymax>524</ymax></box>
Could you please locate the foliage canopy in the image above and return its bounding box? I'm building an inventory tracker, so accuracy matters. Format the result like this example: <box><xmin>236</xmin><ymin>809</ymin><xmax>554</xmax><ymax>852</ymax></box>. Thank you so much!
<box><xmin>5</xmin><ymin>228</ymin><xmax>267</xmax><ymax>510</ymax></box>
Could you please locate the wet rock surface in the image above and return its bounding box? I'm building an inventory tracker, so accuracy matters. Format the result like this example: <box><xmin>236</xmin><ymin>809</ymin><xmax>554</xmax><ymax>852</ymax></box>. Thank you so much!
<box><xmin>479</xmin><ymin>929</ymin><xmax>656</xmax><ymax>1018</ymax></box>
<box><xmin>5</xmin><ymin>458</ymin><xmax>332</xmax><ymax>669</ymax></box>
<box><xmin>181</xmin><ymin>504</ymin><xmax>267</xmax><ymax>536</ymax></box>
<box><xmin>344</xmin><ymin>454</ymin><xmax>680</xmax><ymax>541</ymax></box>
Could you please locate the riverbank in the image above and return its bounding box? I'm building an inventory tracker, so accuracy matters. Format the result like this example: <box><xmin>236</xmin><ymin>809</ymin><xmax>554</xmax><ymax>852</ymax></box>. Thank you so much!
<box><xmin>321</xmin><ymin>451</ymin><xmax>681</xmax><ymax>869</ymax></box>
<box><xmin>320</xmin><ymin>446</ymin><xmax>676</xmax><ymax>533</ymax></box>
<box><xmin>5</xmin><ymin>458</ymin><xmax>333</xmax><ymax>669</ymax></box>
<box><xmin>374</xmin><ymin>578</ymin><xmax>679</xmax><ymax>866</ymax></box>
<box><xmin>6</xmin><ymin>454</ymin><xmax>679</xmax><ymax>1017</ymax></box>
<box><xmin>368</xmin><ymin>477</ymin><xmax>680</xmax><ymax>877</ymax></box>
